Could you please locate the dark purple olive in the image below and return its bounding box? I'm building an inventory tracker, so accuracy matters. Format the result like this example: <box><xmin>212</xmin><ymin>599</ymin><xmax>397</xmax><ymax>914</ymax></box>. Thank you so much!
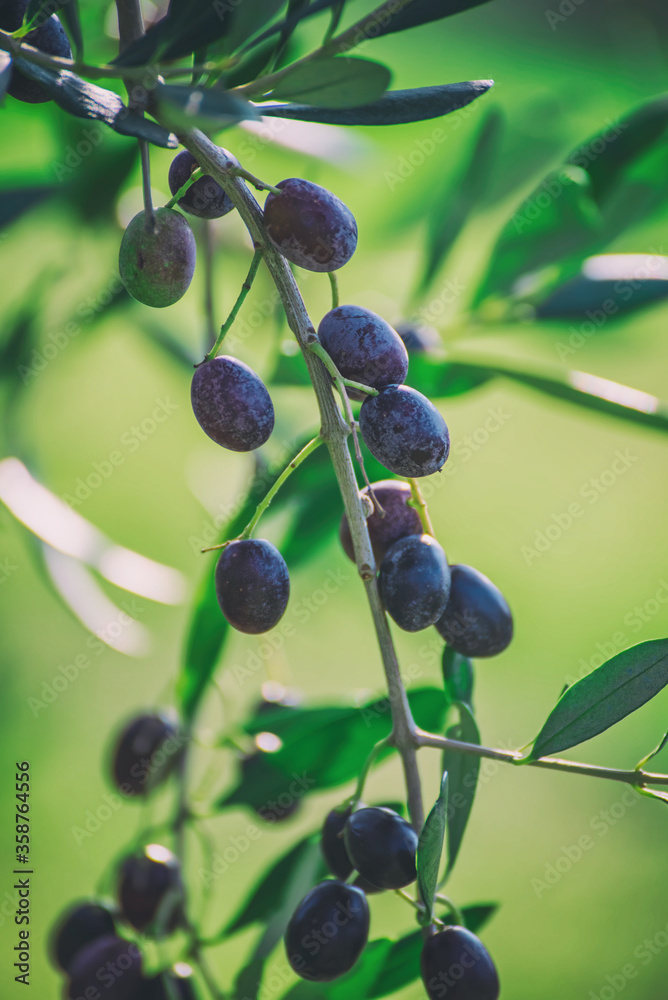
<box><xmin>421</xmin><ymin>926</ymin><xmax>500</xmax><ymax>1000</ymax></box>
<box><xmin>339</xmin><ymin>480</ymin><xmax>423</xmax><ymax>565</ymax></box>
<box><xmin>111</xmin><ymin>712</ymin><xmax>183</xmax><ymax>797</ymax></box>
<box><xmin>191</xmin><ymin>355</ymin><xmax>274</xmax><ymax>452</ymax></box>
<box><xmin>379</xmin><ymin>534</ymin><xmax>451</xmax><ymax>632</ymax></box>
<box><xmin>264</xmin><ymin>179</ymin><xmax>357</xmax><ymax>272</ymax></box>
<box><xmin>359</xmin><ymin>385</ymin><xmax>450</xmax><ymax>478</ymax></box>
<box><xmin>435</xmin><ymin>564</ymin><xmax>513</xmax><ymax>658</ymax></box>
<box><xmin>65</xmin><ymin>935</ymin><xmax>142</xmax><ymax>1000</ymax></box>
<box><xmin>50</xmin><ymin>900</ymin><xmax>116</xmax><ymax>972</ymax></box>
<box><xmin>318</xmin><ymin>305</ymin><xmax>408</xmax><ymax>390</ymax></box>
<box><xmin>343</xmin><ymin>806</ymin><xmax>418</xmax><ymax>890</ymax></box>
<box><xmin>168</xmin><ymin>148</ymin><xmax>238</xmax><ymax>220</ymax></box>
<box><xmin>117</xmin><ymin>845</ymin><xmax>183</xmax><ymax>934</ymax></box>
<box><xmin>215</xmin><ymin>539</ymin><xmax>289</xmax><ymax>634</ymax></box>
<box><xmin>285</xmin><ymin>880</ymin><xmax>369</xmax><ymax>981</ymax></box>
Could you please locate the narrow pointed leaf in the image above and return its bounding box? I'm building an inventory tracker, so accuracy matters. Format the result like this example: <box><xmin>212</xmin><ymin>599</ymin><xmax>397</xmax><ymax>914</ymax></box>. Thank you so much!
<box><xmin>12</xmin><ymin>60</ymin><xmax>177</xmax><ymax>147</ymax></box>
<box><xmin>441</xmin><ymin>646</ymin><xmax>474</xmax><ymax>706</ymax></box>
<box><xmin>268</xmin><ymin>56</ymin><xmax>390</xmax><ymax>108</ymax></box>
<box><xmin>357</xmin><ymin>0</ymin><xmax>494</xmax><ymax>37</ymax></box>
<box><xmin>417</xmin><ymin>771</ymin><xmax>448</xmax><ymax>920</ymax></box>
<box><xmin>528</xmin><ymin>639</ymin><xmax>668</xmax><ymax>760</ymax></box>
<box><xmin>535</xmin><ymin>253</ymin><xmax>668</xmax><ymax>319</ymax></box>
<box><xmin>153</xmin><ymin>84</ymin><xmax>259</xmax><ymax>130</ymax></box>
<box><xmin>261</xmin><ymin>81</ymin><xmax>493</xmax><ymax>125</ymax></box>
<box><xmin>442</xmin><ymin>703</ymin><xmax>480</xmax><ymax>877</ymax></box>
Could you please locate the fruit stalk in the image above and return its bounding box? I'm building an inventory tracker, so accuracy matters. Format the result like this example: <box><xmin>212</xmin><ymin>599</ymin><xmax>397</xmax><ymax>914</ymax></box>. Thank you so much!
<box><xmin>178</xmin><ymin>127</ymin><xmax>425</xmax><ymax>832</ymax></box>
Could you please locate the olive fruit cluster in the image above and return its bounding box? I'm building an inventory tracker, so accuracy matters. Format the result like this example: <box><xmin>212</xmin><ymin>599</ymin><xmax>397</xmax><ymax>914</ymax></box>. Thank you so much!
<box><xmin>0</xmin><ymin>0</ymin><xmax>72</xmax><ymax>103</ymax></box>
<box><xmin>286</xmin><ymin>804</ymin><xmax>500</xmax><ymax>994</ymax></box>
<box><xmin>49</xmin><ymin>713</ymin><xmax>197</xmax><ymax>996</ymax></box>
<box><xmin>340</xmin><ymin>480</ymin><xmax>513</xmax><ymax>656</ymax></box>
<box><xmin>50</xmin><ymin>880</ymin><xmax>196</xmax><ymax>999</ymax></box>
<box><xmin>286</xmin><ymin>805</ymin><xmax>418</xmax><ymax>982</ymax></box>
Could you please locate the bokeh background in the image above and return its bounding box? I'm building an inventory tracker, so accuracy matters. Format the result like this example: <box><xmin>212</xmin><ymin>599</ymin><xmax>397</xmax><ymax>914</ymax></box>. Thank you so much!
<box><xmin>2</xmin><ymin>0</ymin><xmax>668</xmax><ymax>995</ymax></box>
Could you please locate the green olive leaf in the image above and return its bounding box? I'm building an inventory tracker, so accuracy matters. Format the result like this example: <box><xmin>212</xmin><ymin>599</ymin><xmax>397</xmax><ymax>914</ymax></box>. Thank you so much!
<box><xmin>261</xmin><ymin>81</ymin><xmax>493</xmax><ymax>125</ymax></box>
<box><xmin>441</xmin><ymin>646</ymin><xmax>475</xmax><ymax>706</ymax></box>
<box><xmin>417</xmin><ymin>770</ymin><xmax>448</xmax><ymax>920</ymax></box>
<box><xmin>268</xmin><ymin>56</ymin><xmax>391</xmax><ymax>109</ymax></box>
<box><xmin>442</xmin><ymin>703</ymin><xmax>480</xmax><ymax>879</ymax></box>
<box><xmin>528</xmin><ymin>639</ymin><xmax>668</xmax><ymax>760</ymax></box>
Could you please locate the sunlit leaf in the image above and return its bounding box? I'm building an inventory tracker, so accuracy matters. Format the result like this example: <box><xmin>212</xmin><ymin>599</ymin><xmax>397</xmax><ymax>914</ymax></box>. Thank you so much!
<box><xmin>441</xmin><ymin>646</ymin><xmax>474</xmax><ymax>706</ymax></box>
<box><xmin>261</xmin><ymin>81</ymin><xmax>493</xmax><ymax>125</ymax></box>
<box><xmin>442</xmin><ymin>703</ymin><xmax>480</xmax><ymax>878</ymax></box>
<box><xmin>268</xmin><ymin>56</ymin><xmax>391</xmax><ymax>108</ymax></box>
<box><xmin>417</xmin><ymin>771</ymin><xmax>448</xmax><ymax>920</ymax></box>
<box><xmin>528</xmin><ymin>639</ymin><xmax>668</xmax><ymax>760</ymax></box>
<box><xmin>535</xmin><ymin>253</ymin><xmax>668</xmax><ymax>319</ymax></box>
<box><xmin>153</xmin><ymin>84</ymin><xmax>259</xmax><ymax>131</ymax></box>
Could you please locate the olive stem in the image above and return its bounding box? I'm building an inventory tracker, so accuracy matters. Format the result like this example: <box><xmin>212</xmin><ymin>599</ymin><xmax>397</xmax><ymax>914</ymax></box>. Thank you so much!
<box><xmin>346</xmin><ymin>737</ymin><xmax>390</xmax><ymax>809</ymax></box>
<box><xmin>203</xmin><ymin>249</ymin><xmax>263</xmax><ymax>362</ymax></box>
<box><xmin>395</xmin><ymin>889</ymin><xmax>446</xmax><ymax>929</ymax></box>
<box><xmin>176</xmin><ymin>128</ymin><xmax>425</xmax><ymax>834</ymax></box>
<box><xmin>229</xmin><ymin>166</ymin><xmax>282</xmax><ymax>196</ymax></box>
<box><xmin>239</xmin><ymin>434</ymin><xmax>323</xmax><ymax>539</ymax></box>
<box><xmin>165</xmin><ymin>167</ymin><xmax>203</xmax><ymax>210</ymax></box>
<box><xmin>328</xmin><ymin>271</ymin><xmax>340</xmax><ymax>309</ymax></box>
<box><xmin>406</xmin><ymin>478</ymin><xmax>434</xmax><ymax>536</ymax></box>
<box><xmin>307</xmin><ymin>341</ymin><xmax>378</xmax><ymax>397</ymax></box>
<box><xmin>202</xmin><ymin>221</ymin><xmax>216</xmax><ymax>348</ymax></box>
<box><xmin>414</xmin><ymin>728</ymin><xmax>668</xmax><ymax>787</ymax></box>
<box><xmin>434</xmin><ymin>893</ymin><xmax>464</xmax><ymax>926</ymax></box>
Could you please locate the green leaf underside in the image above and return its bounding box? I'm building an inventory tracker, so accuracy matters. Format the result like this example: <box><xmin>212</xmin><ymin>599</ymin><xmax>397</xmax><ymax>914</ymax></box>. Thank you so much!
<box><xmin>260</xmin><ymin>81</ymin><xmax>493</xmax><ymax>125</ymax></box>
<box><xmin>218</xmin><ymin>687</ymin><xmax>447</xmax><ymax>810</ymax></box>
<box><xmin>441</xmin><ymin>646</ymin><xmax>474</xmax><ymax>705</ymax></box>
<box><xmin>417</xmin><ymin>771</ymin><xmax>448</xmax><ymax>920</ymax></box>
<box><xmin>12</xmin><ymin>60</ymin><xmax>177</xmax><ymax>147</ymax></box>
<box><xmin>529</xmin><ymin>639</ymin><xmax>668</xmax><ymax>760</ymax></box>
<box><xmin>154</xmin><ymin>84</ymin><xmax>259</xmax><ymax>130</ymax></box>
<box><xmin>268</xmin><ymin>56</ymin><xmax>391</xmax><ymax>108</ymax></box>
<box><xmin>442</xmin><ymin>704</ymin><xmax>480</xmax><ymax>877</ymax></box>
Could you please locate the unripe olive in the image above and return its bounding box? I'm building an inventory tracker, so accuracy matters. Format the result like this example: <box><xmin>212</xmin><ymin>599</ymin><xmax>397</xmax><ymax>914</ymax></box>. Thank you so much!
<box><xmin>119</xmin><ymin>208</ymin><xmax>196</xmax><ymax>308</ymax></box>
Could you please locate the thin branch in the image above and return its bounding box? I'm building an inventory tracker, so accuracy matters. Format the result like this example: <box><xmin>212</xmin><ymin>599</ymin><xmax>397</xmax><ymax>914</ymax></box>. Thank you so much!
<box><xmin>203</xmin><ymin>249</ymin><xmax>262</xmax><ymax>362</ymax></box>
<box><xmin>414</xmin><ymin>729</ymin><xmax>668</xmax><ymax>787</ymax></box>
<box><xmin>176</xmin><ymin>129</ymin><xmax>425</xmax><ymax>833</ymax></box>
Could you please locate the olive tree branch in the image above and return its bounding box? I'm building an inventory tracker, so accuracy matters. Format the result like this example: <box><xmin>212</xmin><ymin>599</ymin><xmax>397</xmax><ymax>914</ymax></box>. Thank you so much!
<box><xmin>414</xmin><ymin>729</ymin><xmax>668</xmax><ymax>788</ymax></box>
<box><xmin>176</xmin><ymin>128</ymin><xmax>425</xmax><ymax>832</ymax></box>
<box><xmin>203</xmin><ymin>248</ymin><xmax>263</xmax><ymax>363</ymax></box>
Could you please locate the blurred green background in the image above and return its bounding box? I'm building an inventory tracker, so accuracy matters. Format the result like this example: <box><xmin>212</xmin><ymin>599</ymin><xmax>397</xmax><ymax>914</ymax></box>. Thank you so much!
<box><xmin>2</xmin><ymin>0</ymin><xmax>668</xmax><ymax>996</ymax></box>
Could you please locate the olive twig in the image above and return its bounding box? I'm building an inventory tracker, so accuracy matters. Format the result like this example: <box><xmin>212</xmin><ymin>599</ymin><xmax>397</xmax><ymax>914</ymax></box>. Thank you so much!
<box><xmin>177</xmin><ymin>129</ymin><xmax>425</xmax><ymax>832</ymax></box>
<box><xmin>395</xmin><ymin>889</ymin><xmax>446</xmax><ymax>929</ymax></box>
<box><xmin>406</xmin><ymin>478</ymin><xmax>435</xmax><ymax>536</ymax></box>
<box><xmin>165</xmin><ymin>167</ymin><xmax>203</xmax><ymax>209</ymax></box>
<box><xmin>203</xmin><ymin>248</ymin><xmax>263</xmax><ymax>362</ymax></box>
<box><xmin>346</xmin><ymin>736</ymin><xmax>391</xmax><ymax>810</ymax></box>
<box><xmin>434</xmin><ymin>894</ymin><xmax>464</xmax><ymax>925</ymax></box>
<box><xmin>328</xmin><ymin>271</ymin><xmax>340</xmax><ymax>309</ymax></box>
<box><xmin>239</xmin><ymin>434</ymin><xmax>323</xmax><ymax>539</ymax></box>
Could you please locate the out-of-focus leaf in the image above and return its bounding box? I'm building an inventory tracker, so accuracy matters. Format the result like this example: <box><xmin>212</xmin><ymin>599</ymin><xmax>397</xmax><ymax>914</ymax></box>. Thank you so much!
<box><xmin>442</xmin><ymin>703</ymin><xmax>480</xmax><ymax>878</ymax></box>
<box><xmin>235</xmin><ymin>839</ymin><xmax>323</xmax><ymax>1000</ymax></box>
<box><xmin>261</xmin><ymin>81</ymin><xmax>493</xmax><ymax>125</ymax></box>
<box><xmin>475</xmin><ymin>165</ymin><xmax>601</xmax><ymax>305</ymax></box>
<box><xmin>0</xmin><ymin>187</ymin><xmax>55</xmax><ymax>228</ymax></box>
<box><xmin>535</xmin><ymin>253</ymin><xmax>668</xmax><ymax>319</ymax></box>
<box><xmin>417</xmin><ymin>771</ymin><xmax>448</xmax><ymax>920</ymax></box>
<box><xmin>153</xmin><ymin>84</ymin><xmax>259</xmax><ymax>131</ymax></box>
<box><xmin>447</xmin><ymin>352</ymin><xmax>668</xmax><ymax>433</ymax></box>
<box><xmin>347</xmin><ymin>0</ymin><xmax>494</xmax><ymax>39</ymax></box>
<box><xmin>268</xmin><ymin>56</ymin><xmax>390</xmax><ymax>108</ymax></box>
<box><xmin>280</xmin><ymin>482</ymin><xmax>342</xmax><ymax>569</ymax></box>
<box><xmin>567</xmin><ymin>94</ymin><xmax>668</xmax><ymax>204</ymax></box>
<box><xmin>636</xmin><ymin>730</ymin><xmax>668</xmax><ymax>771</ymax></box>
<box><xmin>223</xmin><ymin>835</ymin><xmax>327</xmax><ymax>936</ymax></box>
<box><xmin>417</xmin><ymin>108</ymin><xmax>502</xmax><ymax>295</ymax></box>
<box><xmin>405</xmin><ymin>355</ymin><xmax>493</xmax><ymax>398</ymax></box>
<box><xmin>241</xmin><ymin>0</ymin><xmax>354</xmax><ymax>55</ymax></box>
<box><xmin>12</xmin><ymin>59</ymin><xmax>177</xmax><ymax>147</ymax></box>
<box><xmin>62</xmin><ymin>139</ymin><xmax>139</xmax><ymax>222</ymax></box>
<box><xmin>219</xmin><ymin>688</ymin><xmax>448</xmax><ymax>810</ymax></box>
<box><xmin>442</xmin><ymin>646</ymin><xmax>474</xmax><ymax>706</ymax></box>
<box><xmin>0</xmin><ymin>50</ymin><xmax>12</xmax><ymax>97</ymax></box>
<box><xmin>224</xmin><ymin>0</ymin><xmax>288</xmax><ymax>53</ymax></box>
<box><xmin>528</xmin><ymin>639</ymin><xmax>668</xmax><ymax>761</ymax></box>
